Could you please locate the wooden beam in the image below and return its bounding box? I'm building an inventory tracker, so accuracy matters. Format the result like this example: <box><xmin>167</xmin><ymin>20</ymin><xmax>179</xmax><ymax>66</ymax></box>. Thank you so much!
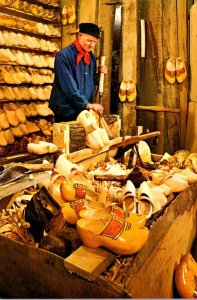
<box><xmin>135</xmin><ymin>105</ymin><xmax>181</xmax><ymax>113</ymax></box>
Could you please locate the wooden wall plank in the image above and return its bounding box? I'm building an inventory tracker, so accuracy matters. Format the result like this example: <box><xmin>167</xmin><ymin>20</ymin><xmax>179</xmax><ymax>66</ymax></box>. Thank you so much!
<box><xmin>185</xmin><ymin>3</ymin><xmax>197</xmax><ymax>152</ymax></box>
<box><xmin>96</xmin><ymin>0</ymin><xmax>114</xmax><ymax>114</ymax></box>
<box><xmin>177</xmin><ymin>0</ymin><xmax>188</xmax><ymax>148</ymax></box>
<box><xmin>121</xmin><ymin>0</ymin><xmax>138</xmax><ymax>136</ymax></box>
<box><xmin>138</xmin><ymin>0</ymin><xmax>165</xmax><ymax>154</ymax></box>
<box><xmin>190</xmin><ymin>3</ymin><xmax>197</xmax><ymax>103</ymax></box>
<box><xmin>162</xmin><ymin>0</ymin><xmax>181</xmax><ymax>153</ymax></box>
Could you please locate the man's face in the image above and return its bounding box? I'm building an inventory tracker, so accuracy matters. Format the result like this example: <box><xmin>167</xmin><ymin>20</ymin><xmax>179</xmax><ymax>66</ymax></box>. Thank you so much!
<box><xmin>78</xmin><ymin>33</ymin><xmax>98</xmax><ymax>52</ymax></box>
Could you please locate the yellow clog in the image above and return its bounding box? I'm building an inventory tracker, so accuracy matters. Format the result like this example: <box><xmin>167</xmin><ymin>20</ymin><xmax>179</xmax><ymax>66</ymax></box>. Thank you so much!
<box><xmin>60</xmin><ymin>180</ymin><xmax>87</xmax><ymax>202</ymax></box>
<box><xmin>127</xmin><ymin>80</ymin><xmax>137</xmax><ymax>102</ymax></box>
<box><xmin>80</xmin><ymin>205</ymin><xmax>146</xmax><ymax>228</ymax></box>
<box><xmin>67</xmin><ymin>4</ymin><xmax>76</xmax><ymax>25</ymax></box>
<box><xmin>61</xmin><ymin>5</ymin><xmax>68</xmax><ymax>25</ymax></box>
<box><xmin>77</xmin><ymin>215</ymin><xmax>149</xmax><ymax>255</ymax></box>
<box><xmin>181</xmin><ymin>253</ymin><xmax>197</xmax><ymax>276</ymax></box>
<box><xmin>119</xmin><ymin>80</ymin><xmax>127</xmax><ymax>102</ymax></box>
<box><xmin>175</xmin><ymin>260</ymin><xmax>197</xmax><ymax>298</ymax></box>
<box><xmin>62</xmin><ymin>200</ymin><xmax>105</xmax><ymax>225</ymax></box>
<box><xmin>176</xmin><ymin>57</ymin><xmax>187</xmax><ymax>83</ymax></box>
<box><xmin>165</xmin><ymin>58</ymin><xmax>176</xmax><ymax>84</ymax></box>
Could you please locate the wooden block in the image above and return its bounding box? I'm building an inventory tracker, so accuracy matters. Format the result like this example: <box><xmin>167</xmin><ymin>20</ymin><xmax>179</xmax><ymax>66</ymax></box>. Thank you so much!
<box><xmin>53</xmin><ymin>122</ymin><xmax>70</xmax><ymax>150</ymax></box>
<box><xmin>53</xmin><ymin>122</ymin><xmax>86</xmax><ymax>153</ymax></box>
<box><xmin>64</xmin><ymin>245</ymin><xmax>115</xmax><ymax>281</ymax></box>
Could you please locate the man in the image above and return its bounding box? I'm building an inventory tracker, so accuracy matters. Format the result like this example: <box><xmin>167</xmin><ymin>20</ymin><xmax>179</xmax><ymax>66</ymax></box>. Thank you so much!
<box><xmin>49</xmin><ymin>22</ymin><xmax>107</xmax><ymax>122</ymax></box>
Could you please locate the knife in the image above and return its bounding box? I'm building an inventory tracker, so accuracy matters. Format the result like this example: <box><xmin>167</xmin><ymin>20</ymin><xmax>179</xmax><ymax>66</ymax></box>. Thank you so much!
<box><xmin>0</xmin><ymin>163</ymin><xmax>54</xmax><ymax>186</ymax></box>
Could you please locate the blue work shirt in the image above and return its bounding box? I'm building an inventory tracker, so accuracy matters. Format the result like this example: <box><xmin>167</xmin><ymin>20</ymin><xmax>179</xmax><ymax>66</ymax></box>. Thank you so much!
<box><xmin>49</xmin><ymin>44</ymin><xmax>97</xmax><ymax>121</ymax></box>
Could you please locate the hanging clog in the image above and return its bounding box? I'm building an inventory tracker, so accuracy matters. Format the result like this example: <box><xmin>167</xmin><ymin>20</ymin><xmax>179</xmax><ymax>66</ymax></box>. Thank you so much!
<box><xmin>165</xmin><ymin>58</ymin><xmax>176</xmax><ymax>84</ymax></box>
<box><xmin>176</xmin><ymin>57</ymin><xmax>187</xmax><ymax>83</ymax></box>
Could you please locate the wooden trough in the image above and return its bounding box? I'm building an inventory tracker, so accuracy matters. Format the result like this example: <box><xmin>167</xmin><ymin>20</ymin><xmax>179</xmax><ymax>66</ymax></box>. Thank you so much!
<box><xmin>0</xmin><ymin>133</ymin><xmax>196</xmax><ymax>298</ymax></box>
<box><xmin>0</xmin><ymin>182</ymin><xmax>196</xmax><ymax>298</ymax></box>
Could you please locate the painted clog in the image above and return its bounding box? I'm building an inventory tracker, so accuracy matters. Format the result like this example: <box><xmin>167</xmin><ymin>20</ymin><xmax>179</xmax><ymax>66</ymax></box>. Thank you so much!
<box><xmin>62</xmin><ymin>199</ymin><xmax>105</xmax><ymax>225</ymax></box>
<box><xmin>176</xmin><ymin>57</ymin><xmax>187</xmax><ymax>83</ymax></box>
<box><xmin>165</xmin><ymin>58</ymin><xmax>176</xmax><ymax>84</ymax></box>
<box><xmin>80</xmin><ymin>205</ymin><xmax>147</xmax><ymax>228</ymax></box>
<box><xmin>127</xmin><ymin>80</ymin><xmax>137</xmax><ymax>102</ymax></box>
<box><xmin>77</xmin><ymin>214</ymin><xmax>149</xmax><ymax>255</ymax></box>
<box><xmin>119</xmin><ymin>80</ymin><xmax>127</xmax><ymax>102</ymax></box>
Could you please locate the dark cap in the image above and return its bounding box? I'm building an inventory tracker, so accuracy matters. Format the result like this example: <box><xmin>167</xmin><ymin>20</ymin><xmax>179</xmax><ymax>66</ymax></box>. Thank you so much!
<box><xmin>79</xmin><ymin>23</ymin><xmax>100</xmax><ymax>39</ymax></box>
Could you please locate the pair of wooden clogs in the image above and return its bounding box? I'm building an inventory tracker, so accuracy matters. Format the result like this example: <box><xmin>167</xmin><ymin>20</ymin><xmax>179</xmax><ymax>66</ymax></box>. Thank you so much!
<box><xmin>62</xmin><ymin>4</ymin><xmax>76</xmax><ymax>25</ymax></box>
<box><xmin>165</xmin><ymin>57</ymin><xmax>187</xmax><ymax>84</ymax></box>
<box><xmin>122</xmin><ymin>179</ymin><xmax>170</xmax><ymax>220</ymax></box>
<box><xmin>61</xmin><ymin>195</ymin><xmax>149</xmax><ymax>255</ymax></box>
<box><xmin>119</xmin><ymin>80</ymin><xmax>137</xmax><ymax>102</ymax></box>
<box><xmin>77</xmin><ymin>109</ymin><xmax>110</xmax><ymax>150</ymax></box>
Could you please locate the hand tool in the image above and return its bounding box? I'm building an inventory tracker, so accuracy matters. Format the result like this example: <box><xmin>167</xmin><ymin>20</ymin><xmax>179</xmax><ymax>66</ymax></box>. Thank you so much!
<box><xmin>0</xmin><ymin>163</ymin><xmax>54</xmax><ymax>186</ymax></box>
<box><xmin>147</xmin><ymin>20</ymin><xmax>161</xmax><ymax>93</ymax></box>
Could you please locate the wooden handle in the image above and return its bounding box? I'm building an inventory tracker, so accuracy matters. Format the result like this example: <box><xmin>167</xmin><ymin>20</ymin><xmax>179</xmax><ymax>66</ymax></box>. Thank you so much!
<box><xmin>99</xmin><ymin>56</ymin><xmax>106</xmax><ymax>95</ymax></box>
<box><xmin>141</xmin><ymin>19</ymin><xmax>146</xmax><ymax>58</ymax></box>
<box><xmin>100</xmin><ymin>117</ymin><xmax>114</xmax><ymax>139</ymax></box>
<box><xmin>147</xmin><ymin>21</ymin><xmax>156</xmax><ymax>58</ymax></box>
<box><xmin>109</xmin><ymin>131</ymin><xmax>161</xmax><ymax>150</ymax></box>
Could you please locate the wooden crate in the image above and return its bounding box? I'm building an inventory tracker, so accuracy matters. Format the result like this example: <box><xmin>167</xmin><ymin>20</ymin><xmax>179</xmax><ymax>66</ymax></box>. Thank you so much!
<box><xmin>0</xmin><ymin>183</ymin><xmax>196</xmax><ymax>298</ymax></box>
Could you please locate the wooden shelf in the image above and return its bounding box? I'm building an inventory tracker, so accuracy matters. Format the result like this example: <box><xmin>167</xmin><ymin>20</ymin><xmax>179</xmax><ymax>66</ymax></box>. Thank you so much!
<box><xmin>0</xmin><ymin>44</ymin><xmax>58</xmax><ymax>55</ymax></box>
<box><xmin>0</xmin><ymin>0</ymin><xmax>61</xmax><ymax>156</ymax></box>
<box><xmin>28</xmin><ymin>0</ymin><xmax>60</xmax><ymax>10</ymax></box>
<box><xmin>0</xmin><ymin>25</ymin><xmax>61</xmax><ymax>40</ymax></box>
<box><xmin>0</xmin><ymin>6</ymin><xmax>60</xmax><ymax>24</ymax></box>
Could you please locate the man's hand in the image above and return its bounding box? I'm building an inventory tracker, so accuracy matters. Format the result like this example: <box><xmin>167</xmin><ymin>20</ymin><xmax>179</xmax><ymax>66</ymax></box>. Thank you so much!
<box><xmin>86</xmin><ymin>103</ymin><xmax>104</xmax><ymax>115</ymax></box>
<box><xmin>98</xmin><ymin>64</ymin><xmax>107</xmax><ymax>74</ymax></box>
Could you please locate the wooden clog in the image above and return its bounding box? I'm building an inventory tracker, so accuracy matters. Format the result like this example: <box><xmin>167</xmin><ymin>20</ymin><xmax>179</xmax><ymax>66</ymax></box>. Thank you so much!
<box><xmin>11</xmin><ymin>124</ymin><xmax>24</xmax><ymax>138</ymax></box>
<box><xmin>127</xmin><ymin>80</ymin><xmax>137</xmax><ymax>102</ymax></box>
<box><xmin>61</xmin><ymin>5</ymin><xmax>68</xmax><ymax>25</ymax></box>
<box><xmin>3</xmin><ymin>104</ymin><xmax>19</xmax><ymax>127</ymax></box>
<box><xmin>77</xmin><ymin>215</ymin><xmax>149</xmax><ymax>255</ymax></box>
<box><xmin>175</xmin><ymin>260</ymin><xmax>197</xmax><ymax>298</ymax></box>
<box><xmin>67</xmin><ymin>4</ymin><xmax>76</xmax><ymax>25</ymax></box>
<box><xmin>138</xmin><ymin>181</ymin><xmax>154</xmax><ymax>219</ymax></box>
<box><xmin>0</xmin><ymin>109</ymin><xmax>9</xmax><ymax>129</ymax></box>
<box><xmin>62</xmin><ymin>199</ymin><xmax>105</xmax><ymax>225</ymax></box>
<box><xmin>80</xmin><ymin>205</ymin><xmax>147</xmax><ymax>228</ymax></box>
<box><xmin>176</xmin><ymin>57</ymin><xmax>187</xmax><ymax>83</ymax></box>
<box><xmin>165</xmin><ymin>58</ymin><xmax>176</xmax><ymax>84</ymax></box>
<box><xmin>4</xmin><ymin>128</ymin><xmax>15</xmax><ymax>144</ymax></box>
<box><xmin>119</xmin><ymin>80</ymin><xmax>127</xmax><ymax>102</ymax></box>
<box><xmin>0</xmin><ymin>130</ymin><xmax>8</xmax><ymax>146</ymax></box>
